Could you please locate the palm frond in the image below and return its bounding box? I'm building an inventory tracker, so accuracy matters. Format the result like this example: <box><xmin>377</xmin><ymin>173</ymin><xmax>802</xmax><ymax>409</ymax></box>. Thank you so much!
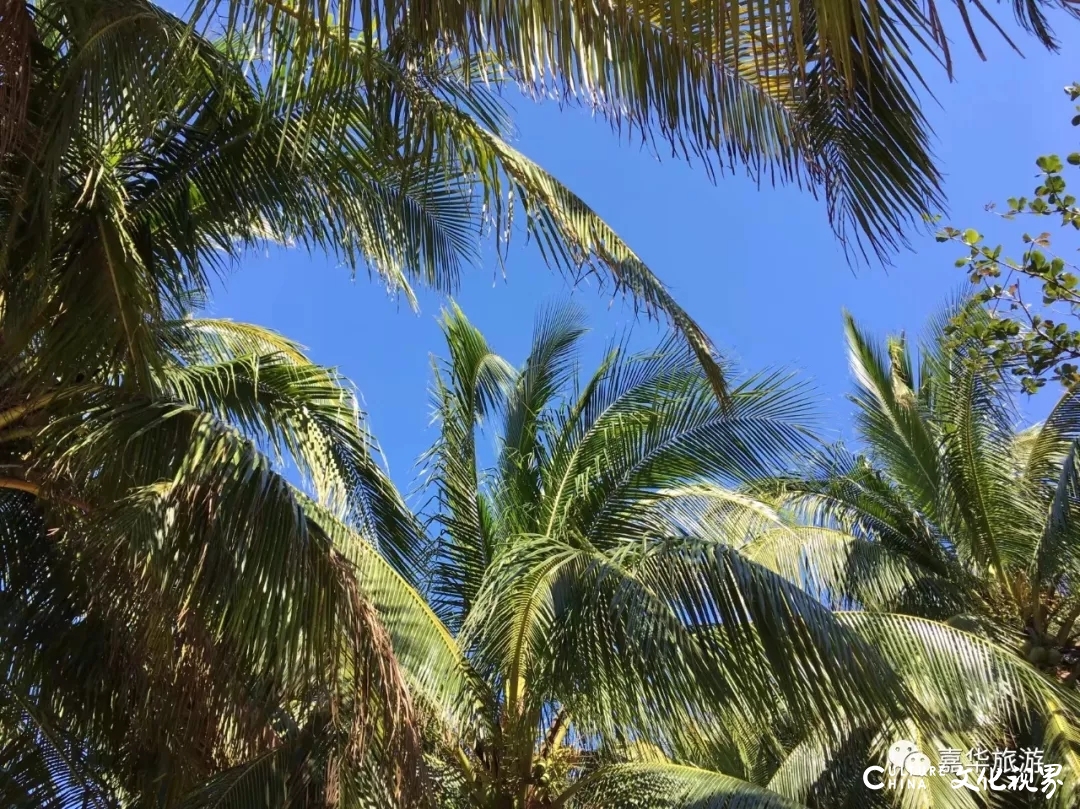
<box><xmin>742</xmin><ymin>525</ymin><xmax>962</xmax><ymax>614</ymax></box>
<box><xmin>843</xmin><ymin>311</ymin><xmax>942</xmax><ymax>520</ymax></box>
<box><xmin>157</xmin><ymin>318</ymin><xmax>426</xmax><ymax>578</ymax></box>
<box><xmin>497</xmin><ymin>302</ymin><xmax>590</xmax><ymax>533</ymax></box>
<box><xmin>1021</xmin><ymin>386</ymin><xmax>1080</xmax><ymax>490</ymax></box>
<box><xmin>841</xmin><ymin>612</ymin><xmax>1080</xmax><ymax>732</ymax></box>
<box><xmin>423</xmin><ymin>303</ymin><xmax>515</xmax><ymax>629</ymax></box>
<box><xmin>187</xmin><ymin>0</ymin><xmax>1080</xmax><ymax>260</ymax></box>
<box><xmin>928</xmin><ymin>336</ymin><xmax>1034</xmax><ymax>582</ymax></box>
<box><xmin>1029</xmin><ymin>438</ymin><xmax>1080</xmax><ymax>592</ymax></box>
<box><xmin>32</xmin><ymin>391</ymin><xmax>424</xmax><ymax>799</ymax></box>
<box><xmin>0</xmin><ymin>685</ymin><xmax>116</xmax><ymax>809</ymax></box>
<box><xmin>761</xmin><ymin>445</ymin><xmax>959</xmax><ymax>580</ymax></box>
<box><xmin>301</xmin><ymin>493</ymin><xmax>486</xmax><ymax>738</ymax></box>
<box><xmin>560</xmin><ymin>762</ymin><xmax>808</xmax><ymax>808</ymax></box>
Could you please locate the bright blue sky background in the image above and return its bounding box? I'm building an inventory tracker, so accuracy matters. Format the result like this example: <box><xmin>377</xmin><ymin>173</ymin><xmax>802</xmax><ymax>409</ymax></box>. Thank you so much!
<box><xmin>202</xmin><ymin>12</ymin><xmax>1080</xmax><ymax>492</ymax></box>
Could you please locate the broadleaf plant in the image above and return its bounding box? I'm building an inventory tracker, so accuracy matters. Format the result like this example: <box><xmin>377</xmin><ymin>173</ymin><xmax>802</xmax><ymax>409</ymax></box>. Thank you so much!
<box><xmin>938</xmin><ymin>82</ymin><xmax>1080</xmax><ymax>393</ymax></box>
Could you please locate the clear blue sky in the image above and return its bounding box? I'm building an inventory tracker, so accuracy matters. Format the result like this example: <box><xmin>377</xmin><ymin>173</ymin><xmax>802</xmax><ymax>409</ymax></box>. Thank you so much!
<box><xmin>200</xmin><ymin>13</ymin><xmax>1080</xmax><ymax>491</ymax></box>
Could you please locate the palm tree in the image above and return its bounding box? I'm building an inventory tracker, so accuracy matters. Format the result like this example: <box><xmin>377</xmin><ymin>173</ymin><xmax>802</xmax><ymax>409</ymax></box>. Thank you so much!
<box><xmin>397</xmin><ymin>302</ymin><xmax>1080</xmax><ymax>809</ymax></box>
<box><xmin>0</xmin><ymin>313</ymin><xmax>437</xmax><ymax>806</ymax></box>
<box><xmin>10</xmin><ymin>298</ymin><xmax>1080</xmax><ymax>807</ymax></box>
<box><xmin>743</xmin><ymin>306</ymin><xmax>1080</xmax><ymax>806</ymax></box>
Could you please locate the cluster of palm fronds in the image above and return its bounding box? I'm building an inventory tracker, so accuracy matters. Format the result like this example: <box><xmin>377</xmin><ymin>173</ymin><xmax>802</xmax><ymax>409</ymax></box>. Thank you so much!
<box><xmin>388</xmin><ymin>301</ymin><xmax>1080</xmax><ymax>809</ymax></box>
<box><xmin>8</xmin><ymin>292</ymin><xmax>1080</xmax><ymax>807</ymax></box>
<box><xmin>3</xmin><ymin>0</ymin><xmax>1080</xmax><ymax>807</ymax></box>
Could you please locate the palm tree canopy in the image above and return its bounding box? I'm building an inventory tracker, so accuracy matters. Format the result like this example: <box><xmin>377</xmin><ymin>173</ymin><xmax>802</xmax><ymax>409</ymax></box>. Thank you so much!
<box><xmin>8</xmin><ymin>293</ymin><xmax>1080</xmax><ymax>808</ymax></box>
<box><xmin>406</xmin><ymin>302</ymin><xmax>1080</xmax><ymax>809</ymax></box>
<box><xmin>745</xmin><ymin>305</ymin><xmax>1080</xmax><ymax>807</ymax></box>
<box><xmin>0</xmin><ymin>314</ymin><xmax>432</xmax><ymax>806</ymax></box>
<box><xmin>764</xmin><ymin>306</ymin><xmax>1080</xmax><ymax>627</ymax></box>
<box><xmin>1</xmin><ymin>0</ymin><xmax>729</xmax><ymax>400</ymax></box>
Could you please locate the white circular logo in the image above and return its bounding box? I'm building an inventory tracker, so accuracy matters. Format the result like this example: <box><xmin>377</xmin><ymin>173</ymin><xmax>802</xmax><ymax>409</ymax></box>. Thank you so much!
<box><xmin>888</xmin><ymin>740</ymin><xmax>919</xmax><ymax>770</ymax></box>
<box><xmin>904</xmin><ymin>751</ymin><xmax>932</xmax><ymax>777</ymax></box>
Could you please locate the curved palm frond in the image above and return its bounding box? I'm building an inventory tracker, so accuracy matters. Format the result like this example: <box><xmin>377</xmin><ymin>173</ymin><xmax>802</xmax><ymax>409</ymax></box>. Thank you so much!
<box><xmin>301</xmin><ymin>493</ymin><xmax>485</xmax><ymax>737</ymax></box>
<box><xmin>0</xmin><ymin>682</ymin><xmax>116</xmax><ymax>809</ymax></box>
<box><xmin>559</xmin><ymin>761</ymin><xmax>809</xmax><ymax>808</ymax></box>
<box><xmin>843</xmin><ymin>311</ymin><xmax>942</xmax><ymax>520</ymax></box>
<box><xmin>8</xmin><ymin>1</ymin><xmax>734</xmax><ymax>396</ymax></box>
<box><xmin>741</xmin><ymin>525</ymin><xmax>963</xmax><ymax>615</ymax></box>
<box><xmin>0</xmin><ymin>317</ymin><xmax>433</xmax><ymax>804</ymax></box>
<box><xmin>423</xmin><ymin>303</ymin><xmax>515</xmax><ymax>629</ymax></box>
<box><xmin>156</xmin><ymin>317</ymin><xmax>426</xmax><ymax>578</ymax></box>
<box><xmin>192</xmin><ymin>0</ymin><xmax>1074</xmax><ymax>260</ymax></box>
<box><xmin>1020</xmin><ymin>386</ymin><xmax>1080</xmax><ymax>489</ymax></box>
<box><xmin>842</xmin><ymin>612</ymin><xmax>1080</xmax><ymax>770</ymax></box>
<box><xmin>761</xmin><ymin>445</ymin><xmax>959</xmax><ymax>580</ymax></box>
<box><xmin>764</xmin><ymin>726</ymin><xmax>889</xmax><ymax>809</ymax></box>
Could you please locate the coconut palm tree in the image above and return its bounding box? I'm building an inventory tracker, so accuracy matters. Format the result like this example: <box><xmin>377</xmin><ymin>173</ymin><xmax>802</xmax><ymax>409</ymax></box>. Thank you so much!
<box><xmin>0</xmin><ymin>312</ymin><xmax>439</xmax><ymax>806</ymax></box>
<box><xmin>11</xmin><ymin>299</ymin><xmax>1079</xmax><ymax>807</ymax></box>
<box><xmin>397</xmin><ymin>303</ymin><xmax>1080</xmax><ymax>809</ymax></box>
<box><xmin>742</xmin><ymin>307</ymin><xmax>1080</xmax><ymax>807</ymax></box>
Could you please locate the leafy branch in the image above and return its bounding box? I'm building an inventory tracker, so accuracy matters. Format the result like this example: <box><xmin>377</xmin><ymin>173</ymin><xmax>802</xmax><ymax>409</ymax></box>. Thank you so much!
<box><xmin>937</xmin><ymin>82</ymin><xmax>1080</xmax><ymax>392</ymax></box>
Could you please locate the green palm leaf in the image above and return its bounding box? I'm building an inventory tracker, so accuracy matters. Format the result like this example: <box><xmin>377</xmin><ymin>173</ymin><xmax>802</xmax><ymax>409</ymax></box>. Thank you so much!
<box><xmin>559</xmin><ymin>762</ymin><xmax>809</xmax><ymax>808</ymax></box>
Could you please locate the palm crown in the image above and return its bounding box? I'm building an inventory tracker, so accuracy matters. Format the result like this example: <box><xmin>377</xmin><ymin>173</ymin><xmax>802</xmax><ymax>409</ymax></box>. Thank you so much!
<box><xmin>749</xmin><ymin>307</ymin><xmax>1080</xmax><ymax>807</ymax></box>
<box><xmin>415</xmin><ymin>302</ymin><xmax>886</xmax><ymax>807</ymax></box>
<box><xmin>400</xmin><ymin>304</ymin><xmax>1080</xmax><ymax>809</ymax></box>
<box><xmin>0</xmin><ymin>311</ymin><xmax>435</xmax><ymax>805</ymax></box>
<box><xmin>771</xmin><ymin>309</ymin><xmax>1080</xmax><ymax>666</ymax></box>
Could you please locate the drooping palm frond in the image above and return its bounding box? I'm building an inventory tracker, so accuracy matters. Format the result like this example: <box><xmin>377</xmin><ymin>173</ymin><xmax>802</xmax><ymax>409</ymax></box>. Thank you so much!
<box><xmin>759</xmin><ymin>444</ymin><xmax>961</xmax><ymax>581</ymax></box>
<box><xmin>741</xmin><ymin>525</ymin><xmax>964</xmax><ymax>615</ymax></box>
<box><xmin>538</xmin><ymin>360</ymin><xmax>816</xmax><ymax>549</ymax></box>
<box><xmin>156</xmin><ymin>317</ymin><xmax>427</xmax><ymax>578</ymax></box>
<box><xmin>0</xmin><ymin>679</ymin><xmax>117</xmax><ymax>809</ymax></box>
<box><xmin>763</xmin><ymin>725</ymin><xmax>889</xmax><ymax>809</ymax></box>
<box><xmin>186</xmin><ymin>0</ymin><xmax>1077</xmax><ymax>261</ymax></box>
<box><xmin>559</xmin><ymin>762</ymin><xmax>810</xmax><ymax>808</ymax></box>
<box><xmin>0</xmin><ymin>314</ymin><xmax>433</xmax><ymax>805</ymax></box>
<box><xmin>841</xmin><ymin>612</ymin><xmax>1080</xmax><ymax>730</ymax></box>
<box><xmin>5</xmin><ymin>0</ymin><xmax>731</xmax><ymax>397</ymax></box>
<box><xmin>301</xmin><ymin>493</ymin><xmax>486</xmax><ymax>738</ymax></box>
